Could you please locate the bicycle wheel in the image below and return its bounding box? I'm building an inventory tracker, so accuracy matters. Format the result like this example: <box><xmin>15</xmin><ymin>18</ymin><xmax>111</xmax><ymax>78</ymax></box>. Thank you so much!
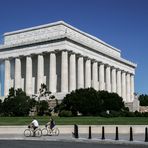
<box><xmin>41</xmin><ymin>128</ymin><xmax>48</xmax><ymax>136</ymax></box>
<box><xmin>24</xmin><ymin>129</ymin><xmax>31</xmax><ymax>137</ymax></box>
<box><xmin>48</xmin><ymin>129</ymin><xmax>52</xmax><ymax>136</ymax></box>
<box><xmin>35</xmin><ymin>129</ymin><xmax>42</xmax><ymax>137</ymax></box>
<box><xmin>52</xmin><ymin>128</ymin><xmax>60</xmax><ymax>136</ymax></box>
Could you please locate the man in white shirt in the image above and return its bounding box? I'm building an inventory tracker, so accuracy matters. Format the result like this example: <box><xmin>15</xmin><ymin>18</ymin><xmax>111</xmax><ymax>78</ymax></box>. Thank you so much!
<box><xmin>31</xmin><ymin>118</ymin><xmax>39</xmax><ymax>130</ymax></box>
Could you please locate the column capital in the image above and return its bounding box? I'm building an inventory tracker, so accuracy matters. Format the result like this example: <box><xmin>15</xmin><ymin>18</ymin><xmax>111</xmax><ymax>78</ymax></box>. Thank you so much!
<box><xmin>42</xmin><ymin>51</ymin><xmax>48</xmax><ymax>55</ymax></box>
<box><xmin>37</xmin><ymin>53</ymin><xmax>44</xmax><ymax>56</ymax></box>
<box><xmin>121</xmin><ymin>70</ymin><xmax>126</xmax><ymax>73</ymax></box>
<box><xmin>26</xmin><ymin>54</ymin><xmax>33</xmax><ymax>57</ymax></box>
<box><xmin>4</xmin><ymin>57</ymin><xmax>9</xmax><ymax>60</ymax></box>
<box><xmin>104</xmin><ymin>63</ymin><xmax>111</xmax><ymax>67</ymax></box>
<box><xmin>76</xmin><ymin>53</ymin><xmax>83</xmax><ymax>58</ymax></box>
<box><xmin>68</xmin><ymin>50</ymin><xmax>75</xmax><ymax>55</ymax></box>
<box><xmin>50</xmin><ymin>51</ymin><xmax>57</xmax><ymax>54</ymax></box>
<box><xmin>3</xmin><ymin>57</ymin><xmax>13</xmax><ymax>60</ymax></box>
<box><xmin>15</xmin><ymin>56</ymin><xmax>21</xmax><ymax>59</ymax></box>
<box><xmin>126</xmin><ymin>72</ymin><xmax>131</xmax><ymax>75</ymax></box>
<box><xmin>111</xmin><ymin>66</ymin><xmax>116</xmax><ymax>70</ymax></box>
<box><xmin>116</xmin><ymin>68</ymin><xmax>122</xmax><ymax>72</ymax></box>
<box><xmin>17</xmin><ymin>55</ymin><xmax>25</xmax><ymax>59</ymax></box>
<box><xmin>84</xmin><ymin>56</ymin><xmax>90</xmax><ymax>60</ymax></box>
<box><xmin>127</xmin><ymin>71</ymin><xmax>132</xmax><ymax>75</ymax></box>
<box><xmin>19</xmin><ymin>55</ymin><xmax>25</xmax><ymax>58</ymax></box>
<box><xmin>7</xmin><ymin>56</ymin><xmax>14</xmax><ymax>60</ymax></box>
<box><xmin>98</xmin><ymin>62</ymin><xmax>104</xmax><ymax>65</ymax></box>
<box><xmin>54</xmin><ymin>49</ymin><xmax>60</xmax><ymax>53</ymax></box>
<box><xmin>91</xmin><ymin>59</ymin><xmax>97</xmax><ymax>63</ymax></box>
<box><xmin>61</xmin><ymin>49</ymin><xmax>68</xmax><ymax>52</ymax></box>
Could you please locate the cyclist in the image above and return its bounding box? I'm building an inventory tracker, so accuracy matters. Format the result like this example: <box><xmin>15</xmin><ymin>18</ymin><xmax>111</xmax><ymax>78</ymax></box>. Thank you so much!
<box><xmin>29</xmin><ymin>117</ymin><xmax>39</xmax><ymax>136</ymax></box>
<box><xmin>46</xmin><ymin>117</ymin><xmax>55</xmax><ymax>130</ymax></box>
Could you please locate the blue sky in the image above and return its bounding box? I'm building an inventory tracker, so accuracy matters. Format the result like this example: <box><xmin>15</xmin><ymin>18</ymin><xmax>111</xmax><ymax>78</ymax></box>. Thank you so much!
<box><xmin>0</xmin><ymin>0</ymin><xmax>148</xmax><ymax>95</ymax></box>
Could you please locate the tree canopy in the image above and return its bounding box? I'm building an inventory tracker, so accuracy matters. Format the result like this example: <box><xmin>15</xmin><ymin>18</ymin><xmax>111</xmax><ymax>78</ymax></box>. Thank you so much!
<box><xmin>2</xmin><ymin>88</ymin><xmax>36</xmax><ymax>116</ymax></box>
<box><xmin>139</xmin><ymin>94</ymin><xmax>148</xmax><ymax>106</ymax></box>
<box><xmin>59</xmin><ymin>88</ymin><xmax>125</xmax><ymax>116</ymax></box>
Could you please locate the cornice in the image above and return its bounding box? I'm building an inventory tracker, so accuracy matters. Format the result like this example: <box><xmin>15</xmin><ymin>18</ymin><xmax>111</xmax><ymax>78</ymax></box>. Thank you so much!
<box><xmin>0</xmin><ymin>35</ymin><xmax>137</xmax><ymax>68</ymax></box>
<box><xmin>4</xmin><ymin>21</ymin><xmax>121</xmax><ymax>53</ymax></box>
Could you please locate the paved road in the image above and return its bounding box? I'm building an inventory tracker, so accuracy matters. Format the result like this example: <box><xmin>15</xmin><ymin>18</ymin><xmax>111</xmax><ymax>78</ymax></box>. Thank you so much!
<box><xmin>0</xmin><ymin>133</ymin><xmax>148</xmax><ymax>147</ymax></box>
<box><xmin>0</xmin><ymin>140</ymin><xmax>148</xmax><ymax>148</ymax></box>
<box><xmin>0</xmin><ymin>133</ymin><xmax>146</xmax><ymax>141</ymax></box>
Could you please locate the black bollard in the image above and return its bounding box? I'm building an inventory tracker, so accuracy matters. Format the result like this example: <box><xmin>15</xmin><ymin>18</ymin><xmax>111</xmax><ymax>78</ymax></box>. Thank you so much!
<box><xmin>101</xmin><ymin>126</ymin><xmax>105</xmax><ymax>140</ymax></box>
<box><xmin>73</xmin><ymin>124</ymin><xmax>79</xmax><ymax>138</ymax></box>
<box><xmin>145</xmin><ymin>127</ymin><xmax>148</xmax><ymax>142</ymax></box>
<box><xmin>129</xmin><ymin>127</ymin><xmax>133</xmax><ymax>141</ymax></box>
<box><xmin>88</xmin><ymin>126</ymin><xmax>92</xmax><ymax>139</ymax></box>
<box><xmin>115</xmin><ymin>126</ymin><xmax>119</xmax><ymax>140</ymax></box>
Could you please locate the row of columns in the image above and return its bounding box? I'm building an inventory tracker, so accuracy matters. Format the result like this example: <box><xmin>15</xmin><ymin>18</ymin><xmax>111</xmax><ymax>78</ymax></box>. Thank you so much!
<box><xmin>4</xmin><ymin>50</ymin><xmax>135</xmax><ymax>102</ymax></box>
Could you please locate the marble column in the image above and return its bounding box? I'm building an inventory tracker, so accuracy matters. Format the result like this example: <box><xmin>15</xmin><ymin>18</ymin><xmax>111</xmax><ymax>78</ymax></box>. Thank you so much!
<box><xmin>111</xmin><ymin>67</ymin><xmax>116</xmax><ymax>93</ymax></box>
<box><xmin>69</xmin><ymin>52</ymin><xmax>76</xmax><ymax>91</ymax></box>
<box><xmin>85</xmin><ymin>58</ymin><xmax>91</xmax><ymax>88</ymax></box>
<box><xmin>121</xmin><ymin>71</ymin><xmax>126</xmax><ymax>101</ymax></box>
<box><xmin>77</xmin><ymin>55</ymin><xmax>84</xmax><ymax>89</ymax></box>
<box><xmin>4</xmin><ymin>58</ymin><xmax>11</xmax><ymax>96</ymax></box>
<box><xmin>49</xmin><ymin>52</ymin><xmax>57</xmax><ymax>93</ymax></box>
<box><xmin>105</xmin><ymin>65</ymin><xmax>111</xmax><ymax>92</ymax></box>
<box><xmin>61</xmin><ymin>50</ymin><xmax>68</xmax><ymax>92</ymax></box>
<box><xmin>130</xmin><ymin>74</ymin><xmax>134</xmax><ymax>101</ymax></box>
<box><xmin>14</xmin><ymin>57</ymin><xmax>21</xmax><ymax>89</ymax></box>
<box><xmin>92</xmin><ymin>61</ymin><xmax>98</xmax><ymax>90</ymax></box>
<box><xmin>99</xmin><ymin>63</ymin><xmax>104</xmax><ymax>90</ymax></box>
<box><xmin>37</xmin><ymin>54</ymin><xmax>44</xmax><ymax>93</ymax></box>
<box><xmin>26</xmin><ymin>56</ymin><xmax>32</xmax><ymax>95</ymax></box>
<box><xmin>126</xmin><ymin>73</ymin><xmax>131</xmax><ymax>102</ymax></box>
<box><xmin>117</xmin><ymin>69</ymin><xmax>121</xmax><ymax>96</ymax></box>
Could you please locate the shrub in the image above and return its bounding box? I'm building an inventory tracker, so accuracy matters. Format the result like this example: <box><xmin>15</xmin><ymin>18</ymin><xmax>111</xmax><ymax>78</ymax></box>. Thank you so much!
<box><xmin>59</xmin><ymin>88</ymin><xmax>125</xmax><ymax>116</ymax></box>
<box><xmin>134</xmin><ymin>111</ymin><xmax>143</xmax><ymax>117</ymax></box>
<box><xmin>142</xmin><ymin>112</ymin><xmax>148</xmax><ymax>117</ymax></box>
<box><xmin>61</xmin><ymin>88</ymin><xmax>103</xmax><ymax>116</ymax></box>
<box><xmin>139</xmin><ymin>94</ymin><xmax>148</xmax><ymax>106</ymax></box>
<box><xmin>2</xmin><ymin>88</ymin><xmax>36</xmax><ymax>116</ymax></box>
<box><xmin>37</xmin><ymin>100</ymin><xmax>49</xmax><ymax>116</ymax></box>
<box><xmin>124</xmin><ymin>111</ymin><xmax>136</xmax><ymax>117</ymax></box>
<box><xmin>59</xmin><ymin>110</ymin><xmax>72</xmax><ymax>117</ymax></box>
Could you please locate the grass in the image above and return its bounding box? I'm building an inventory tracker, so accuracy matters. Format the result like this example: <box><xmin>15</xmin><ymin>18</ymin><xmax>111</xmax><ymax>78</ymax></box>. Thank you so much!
<box><xmin>0</xmin><ymin>116</ymin><xmax>148</xmax><ymax>125</ymax></box>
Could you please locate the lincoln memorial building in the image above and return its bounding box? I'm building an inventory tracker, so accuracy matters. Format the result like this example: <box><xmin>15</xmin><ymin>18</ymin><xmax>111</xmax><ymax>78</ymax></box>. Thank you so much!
<box><xmin>0</xmin><ymin>21</ymin><xmax>137</xmax><ymax>105</ymax></box>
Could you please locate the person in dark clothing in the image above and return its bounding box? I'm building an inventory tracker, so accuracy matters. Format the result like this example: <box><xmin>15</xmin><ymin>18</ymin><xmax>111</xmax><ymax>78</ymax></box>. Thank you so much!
<box><xmin>46</xmin><ymin>117</ymin><xmax>55</xmax><ymax>130</ymax></box>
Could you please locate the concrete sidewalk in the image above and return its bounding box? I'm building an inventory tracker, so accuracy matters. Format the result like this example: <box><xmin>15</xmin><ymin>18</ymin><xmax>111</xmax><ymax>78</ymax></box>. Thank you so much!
<box><xmin>0</xmin><ymin>125</ymin><xmax>147</xmax><ymax>134</ymax></box>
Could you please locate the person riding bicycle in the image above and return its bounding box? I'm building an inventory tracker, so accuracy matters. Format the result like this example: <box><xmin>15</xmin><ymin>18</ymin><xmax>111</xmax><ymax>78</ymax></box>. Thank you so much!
<box><xmin>29</xmin><ymin>117</ymin><xmax>39</xmax><ymax>131</ymax></box>
<box><xmin>28</xmin><ymin>117</ymin><xmax>39</xmax><ymax>136</ymax></box>
<box><xmin>46</xmin><ymin>117</ymin><xmax>55</xmax><ymax>130</ymax></box>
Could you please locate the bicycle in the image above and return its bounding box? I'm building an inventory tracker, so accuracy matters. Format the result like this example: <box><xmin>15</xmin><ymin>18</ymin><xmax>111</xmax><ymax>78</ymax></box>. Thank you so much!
<box><xmin>24</xmin><ymin>125</ymin><xmax>42</xmax><ymax>137</ymax></box>
<box><xmin>42</xmin><ymin>125</ymin><xmax>60</xmax><ymax>136</ymax></box>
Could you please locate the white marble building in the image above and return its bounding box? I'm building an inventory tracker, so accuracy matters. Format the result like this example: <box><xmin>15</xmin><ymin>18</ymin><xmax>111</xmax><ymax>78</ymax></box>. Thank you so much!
<box><xmin>0</xmin><ymin>21</ymin><xmax>137</xmax><ymax>103</ymax></box>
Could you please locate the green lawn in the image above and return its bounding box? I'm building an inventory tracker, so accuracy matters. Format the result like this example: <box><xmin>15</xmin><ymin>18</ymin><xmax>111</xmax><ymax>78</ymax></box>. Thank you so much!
<box><xmin>0</xmin><ymin>116</ymin><xmax>148</xmax><ymax>125</ymax></box>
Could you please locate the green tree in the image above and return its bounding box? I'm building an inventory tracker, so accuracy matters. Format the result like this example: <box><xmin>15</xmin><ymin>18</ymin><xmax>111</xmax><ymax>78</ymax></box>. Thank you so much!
<box><xmin>99</xmin><ymin>91</ymin><xmax>124</xmax><ymax>111</ymax></box>
<box><xmin>37</xmin><ymin>100</ymin><xmax>49</xmax><ymax>116</ymax></box>
<box><xmin>2</xmin><ymin>88</ymin><xmax>36</xmax><ymax>116</ymax></box>
<box><xmin>36</xmin><ymin>84</ymin><xmax>56</xmax><ymax>116</ymax></box>
<box><xmin>60</xmin><ymin>88</ymin><xmax>103</xmax><ymax>116</ymax></box>
<box><xmin>59</xmin><ymin>88</ymin><xmax>125</xmax><ymax>116</ymax></box>
<box><xmin>139</xmin><ymin>94</ymin><xmax>148</xmax><ymax>106</ymax></box>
